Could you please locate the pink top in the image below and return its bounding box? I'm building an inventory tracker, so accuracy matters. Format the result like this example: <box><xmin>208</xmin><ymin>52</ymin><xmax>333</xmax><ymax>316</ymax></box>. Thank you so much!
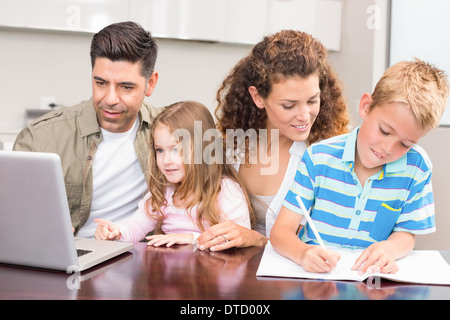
<box><xmin>116</xmin><ymin>177</ymin><xmax>251</xmax><ymax>243</ymax></box>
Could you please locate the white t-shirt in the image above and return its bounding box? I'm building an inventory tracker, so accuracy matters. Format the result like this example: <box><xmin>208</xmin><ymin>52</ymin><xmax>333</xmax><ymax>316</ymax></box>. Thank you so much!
<box><xmin>77</xmin><ymin>118</ymin><xmax>147</xmax><ymax>238</ymax></box>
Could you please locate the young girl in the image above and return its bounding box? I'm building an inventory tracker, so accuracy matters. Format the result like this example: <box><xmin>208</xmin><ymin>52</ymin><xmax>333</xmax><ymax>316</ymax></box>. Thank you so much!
<box><xmin>95</xmin><ymin>101</ymin><xmax>254</xmax><ymax>246</ymax></box>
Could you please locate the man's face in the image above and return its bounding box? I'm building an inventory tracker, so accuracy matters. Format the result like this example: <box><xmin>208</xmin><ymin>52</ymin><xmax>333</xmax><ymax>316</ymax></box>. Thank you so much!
<box><xmin>92</xmin><ymin>57</ymin><xmax>157</xmax><ymax>133</ymax></box>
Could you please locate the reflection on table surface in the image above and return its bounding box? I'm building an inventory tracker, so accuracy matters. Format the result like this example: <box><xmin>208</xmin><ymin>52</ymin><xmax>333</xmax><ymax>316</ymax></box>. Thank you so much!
<box><xmin>1</xmin><ymin>243</ymin><xmax>450</xmax><ymax>300</ymax></box>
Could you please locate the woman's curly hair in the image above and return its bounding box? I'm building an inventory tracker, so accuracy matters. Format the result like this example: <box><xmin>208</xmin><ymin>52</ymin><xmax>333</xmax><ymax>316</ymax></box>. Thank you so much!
<box><xmin>215</xmin><ymin>30</ymin><xmax>349</xmax><ymax>146</ymax></box>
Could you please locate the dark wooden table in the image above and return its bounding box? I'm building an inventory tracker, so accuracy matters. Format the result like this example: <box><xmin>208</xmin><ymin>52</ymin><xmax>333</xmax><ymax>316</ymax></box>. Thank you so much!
<box><xmin>1</xmin><ymin>243</ymin><xmax>450</xmax><ymax>301</ymax></box>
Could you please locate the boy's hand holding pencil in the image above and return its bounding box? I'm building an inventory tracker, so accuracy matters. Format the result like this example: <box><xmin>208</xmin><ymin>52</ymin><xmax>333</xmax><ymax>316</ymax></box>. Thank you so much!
<box><xmin>295</xmin><ymin>195</ymin><xmax>340</xmax><ymax>273</ymax></box>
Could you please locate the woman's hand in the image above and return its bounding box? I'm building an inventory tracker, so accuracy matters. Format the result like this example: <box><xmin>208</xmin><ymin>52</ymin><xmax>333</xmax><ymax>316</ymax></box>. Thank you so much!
<box><xmin>196</xmin><ymin>221</ymin><xmax>267</xmax><ymax>252</ymax></box>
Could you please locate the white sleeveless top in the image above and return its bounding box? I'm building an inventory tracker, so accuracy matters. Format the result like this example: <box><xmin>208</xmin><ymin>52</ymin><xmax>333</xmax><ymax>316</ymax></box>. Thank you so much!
<box><xmin>233</xmin><ymin>141</ymin><xmax>306</xmax><ymax>236</ymax></box>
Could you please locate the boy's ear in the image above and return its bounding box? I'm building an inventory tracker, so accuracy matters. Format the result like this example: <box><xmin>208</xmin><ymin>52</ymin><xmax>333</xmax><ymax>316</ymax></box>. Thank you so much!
<box><xmin>248</xmin><ymin>86</ymin><xmax>265</xmax><ymax>109</ymax></box>
<box><xmin>359</xmin><ymin>93</ymin><xmax>373</xmax><ymax>119</ymax></box>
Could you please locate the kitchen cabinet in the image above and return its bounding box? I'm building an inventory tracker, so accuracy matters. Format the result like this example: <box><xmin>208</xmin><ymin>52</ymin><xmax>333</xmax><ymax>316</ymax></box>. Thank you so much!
<box><xmin>0</xmin><ymin>0</ymin><xmax>342</xmax><ymax>50</ymax></box>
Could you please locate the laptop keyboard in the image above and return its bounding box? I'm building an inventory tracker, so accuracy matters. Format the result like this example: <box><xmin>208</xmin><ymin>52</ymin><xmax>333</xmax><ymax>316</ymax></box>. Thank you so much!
<box><xmin>77</xmin><ymin>249</ymin><xmax>93</xmax><ymax>257</ymax></box>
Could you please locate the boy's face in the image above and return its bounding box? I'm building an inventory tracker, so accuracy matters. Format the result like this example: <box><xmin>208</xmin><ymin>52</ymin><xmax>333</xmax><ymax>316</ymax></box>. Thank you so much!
<box><xmin>356</xmin><ymin>93</ymin><xmax>426</xmax><ymax>172</ymax></box>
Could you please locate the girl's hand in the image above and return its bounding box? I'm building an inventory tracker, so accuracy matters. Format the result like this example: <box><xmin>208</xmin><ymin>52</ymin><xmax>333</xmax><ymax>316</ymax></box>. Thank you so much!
<box><xmin>146</xmin><ymin>233</ymin><xmax>194</xmax><ymax>247</ymax></box>
<box><xmin>352</xmin><ymin>241</ymin><xmax>399</xmax><ymax>275</ymax></box>
<box><xmin>94</xmin><ymin>218</ymin><xmax>121</xmax><ymax>240</ymax></box>
<box><xmin>301</xmin><ymin>245</ymin><xmax>341</xmax><ymax>273</ymax></box>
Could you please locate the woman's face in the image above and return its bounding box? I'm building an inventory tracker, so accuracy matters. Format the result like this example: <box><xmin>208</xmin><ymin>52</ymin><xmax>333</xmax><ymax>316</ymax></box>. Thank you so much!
<box><xmin>250</xmin><ymin>75</ymin><xmax>321</xmax><ymax>143</ymax></box>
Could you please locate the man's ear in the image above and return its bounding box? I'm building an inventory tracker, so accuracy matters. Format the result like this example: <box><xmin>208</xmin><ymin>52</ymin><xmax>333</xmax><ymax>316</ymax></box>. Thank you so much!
<box><xmin>145</xmin><ymin>71</ymin><xmax>159</xmax><ymax>97</ymax></box>
<box><xmin>358</xmin><ymin>92</ymin><xmax>373</xmax><ymax>119</ymax></box>
<box><xmin>248</xmin><ymin>86</ymin><xmax>265</xmax><ymax>109</ymax></box>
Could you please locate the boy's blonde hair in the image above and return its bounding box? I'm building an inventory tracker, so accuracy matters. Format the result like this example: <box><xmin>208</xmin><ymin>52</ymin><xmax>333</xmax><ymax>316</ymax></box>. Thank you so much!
<box><xmin>370</xmin><ymin>58</ymin><xmax>449</xmax><ymax>132</ymax></box>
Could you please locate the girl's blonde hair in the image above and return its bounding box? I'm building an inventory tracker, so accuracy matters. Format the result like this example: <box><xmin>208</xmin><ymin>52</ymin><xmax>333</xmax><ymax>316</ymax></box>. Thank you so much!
<box><xmin>370</xmin><ymin>58</ymin><xmax>449</xmax><ymax>132</ymax></box>
<box><xmin>146</xmin><ymin>101</ymin><xmax>255</xmax><ymax>230</ymax></box>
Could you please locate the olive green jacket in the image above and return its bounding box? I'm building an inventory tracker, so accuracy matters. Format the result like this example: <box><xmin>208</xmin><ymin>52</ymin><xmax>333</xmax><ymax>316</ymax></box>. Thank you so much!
<box><xmin>13</xmin><ymin>98</ymin><xmax>160</xmax><ymax>234</ymax></box>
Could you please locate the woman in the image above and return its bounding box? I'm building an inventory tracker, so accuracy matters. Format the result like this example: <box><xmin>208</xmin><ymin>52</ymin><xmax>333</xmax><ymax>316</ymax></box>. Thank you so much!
<box><xmin>196</xmin><ymin>30</ymin><xmax>349</xmax><ymax>251</ymax></box>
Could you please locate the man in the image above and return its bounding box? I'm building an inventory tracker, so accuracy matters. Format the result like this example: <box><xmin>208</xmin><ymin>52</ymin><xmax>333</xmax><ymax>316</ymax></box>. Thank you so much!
<box><xmin>14</xmin><ymin>21</ymin><xmax>160</xmax><ymax>237</ymax></box>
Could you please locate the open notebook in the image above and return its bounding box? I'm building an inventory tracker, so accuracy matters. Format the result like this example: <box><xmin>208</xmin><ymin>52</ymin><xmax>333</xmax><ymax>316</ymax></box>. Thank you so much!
<box><xmin>256</xmin><ymin>242</ymin><xmax>450</xmax><ymax>285</ymax></box>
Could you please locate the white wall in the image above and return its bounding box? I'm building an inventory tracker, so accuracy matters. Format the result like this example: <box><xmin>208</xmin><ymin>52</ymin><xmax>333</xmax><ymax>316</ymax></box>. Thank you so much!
<box><xmin>414</xmin><ymin>128</ymin><xmax>450</xmax><ymax>250</ymax></box>
<box><xmin>0</xmin><ymin>28</ymin><xmax>251</xmax><ymax>141</ymax></box>
<box><xmin>152</xmin><ymin>39</ymin><xmax>251</xmax><ymax>109</ymax></box>
<box><xmin>0</xmin><ymin>0</ymin><xmax>388</xmax><ymax>139</ymax></box>
<box><xmin>390</xmin><ymin>0</ymin><xmax>450</xmax><ymax>125</ymax></box>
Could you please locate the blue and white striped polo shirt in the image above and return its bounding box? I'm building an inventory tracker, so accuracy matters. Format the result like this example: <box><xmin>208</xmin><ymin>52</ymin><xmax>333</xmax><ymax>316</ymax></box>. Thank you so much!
<box><xmin>283</xmin><ymin>127</ymin><xmax>435</xmax><ymax>249</ymax></box>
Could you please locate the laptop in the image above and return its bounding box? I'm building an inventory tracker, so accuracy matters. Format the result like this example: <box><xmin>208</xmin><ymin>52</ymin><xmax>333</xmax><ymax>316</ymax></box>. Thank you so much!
<box><xmin>0</xmin><ymin>151</ymin><xmax>133</xmax><ymax>272</ymax></box>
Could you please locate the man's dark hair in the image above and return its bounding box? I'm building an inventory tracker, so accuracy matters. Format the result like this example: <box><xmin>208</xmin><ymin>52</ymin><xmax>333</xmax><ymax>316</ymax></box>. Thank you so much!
<box><xmin>90</xmin><ymin>21</ymin><xmax>158</xmax><ymax>79</ymax></box>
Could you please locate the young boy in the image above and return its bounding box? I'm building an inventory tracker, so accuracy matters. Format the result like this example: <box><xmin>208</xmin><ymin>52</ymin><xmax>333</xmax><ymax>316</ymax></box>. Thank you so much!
<box><xmin>270</xmin><ymin>59</ymin><xmax>449</xmax><ymax>275</ymax></box>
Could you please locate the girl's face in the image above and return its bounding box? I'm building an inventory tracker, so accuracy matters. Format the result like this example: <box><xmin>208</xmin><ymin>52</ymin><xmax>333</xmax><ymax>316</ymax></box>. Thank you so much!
<box><xmin>250</xmin><ymin>75</ymin><xmax>321</xmax><ymax>143</ymax></box>
<box><xmin>154</xmin><ymin>124</ymin><xmax>186</xmax><ymax>184</ymax></box>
